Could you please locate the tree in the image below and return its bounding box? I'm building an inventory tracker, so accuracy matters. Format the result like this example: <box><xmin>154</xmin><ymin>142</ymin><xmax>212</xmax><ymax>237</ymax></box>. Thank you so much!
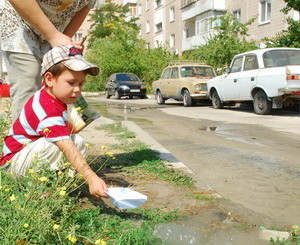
<box><xmin>265</xmin><ymin>0</ymin><xmax>300</xmax><ymax>48</ymax></box>
<box><xmin>183</xmin><ymin>13</ymin><xmax>257</xmax><ymax>72</ymax></box>
<box><xmin>88</xmin><ymin>0</ymin><xmax>139</xmax><ymax>46</ymax></box>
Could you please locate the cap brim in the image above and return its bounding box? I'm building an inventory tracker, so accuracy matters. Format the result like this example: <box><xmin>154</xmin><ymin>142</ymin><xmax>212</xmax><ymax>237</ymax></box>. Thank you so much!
<box><xmin>63</xmin><ymin>59</ymin><xmax>99</xmax><ymax>76</ymax></box>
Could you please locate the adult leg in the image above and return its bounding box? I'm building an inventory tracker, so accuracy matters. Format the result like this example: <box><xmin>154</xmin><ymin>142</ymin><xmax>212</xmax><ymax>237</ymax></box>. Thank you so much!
<box><xmin>1</xmin><ymin>51</ymin><xmax>42</xmax><ymax>121</ymax></box>
<box><xmin>5</xmin><ymin>135</ymin><xmax>86</xmax><ymax>176</ymax></box>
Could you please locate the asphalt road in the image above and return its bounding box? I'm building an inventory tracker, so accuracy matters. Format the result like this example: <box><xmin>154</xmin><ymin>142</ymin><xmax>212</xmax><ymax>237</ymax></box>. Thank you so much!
<box><xmin>87</xmin><ymin>95</ymin><xmax>300</xmax><ymax>226</ymax></box>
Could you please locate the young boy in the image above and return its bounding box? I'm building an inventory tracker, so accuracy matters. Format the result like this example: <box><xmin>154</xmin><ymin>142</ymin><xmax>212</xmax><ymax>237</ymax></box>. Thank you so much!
<box><xmin>0</xmin><ymin>45</ymin><xmax>108</xmax><ymax>198</ymax></box>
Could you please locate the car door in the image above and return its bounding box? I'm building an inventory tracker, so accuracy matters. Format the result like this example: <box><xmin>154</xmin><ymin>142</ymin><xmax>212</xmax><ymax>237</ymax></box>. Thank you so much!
<box><xmin>156</xmin><ymin>68</ymin><xmax>171</xmax><ymax>96</ymax></box>
<box><xmin>237</xmin><ymin>54</ymin><xmax>259</xmax><ymax>100</ymax></box>
<box><xmin>107</xmin><ymin>74</ymin><xmax>117</xmax><ymax>95</ymax></box>
<box><xmin>221</xmin><ymin>56</ymin><xmax>243</xmax><ymax>100</ymax></box>
<box><xmin>167</xmin><ymin>67</ymin><xmax>180</xmax><ymax>97</ymax></box>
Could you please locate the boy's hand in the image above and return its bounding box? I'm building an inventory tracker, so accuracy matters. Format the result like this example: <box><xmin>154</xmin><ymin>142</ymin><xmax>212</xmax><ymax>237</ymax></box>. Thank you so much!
<box><xmin>87</xmin><ymin>175</ymin><xmax>108</xmax><ymax>198</ymax></box>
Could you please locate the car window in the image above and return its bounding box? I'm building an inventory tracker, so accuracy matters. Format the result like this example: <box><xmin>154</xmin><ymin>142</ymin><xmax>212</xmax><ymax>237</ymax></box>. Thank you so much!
<box><xmin>116</xmin><ymin>73</ymin><xmax>139</xmax><ymax>81</ymax></box>
<box><xmin>170</xmin><ymin>67</ymin><xmax>179</xmax><ymax>79</ymax></box>
<box><xmin>244</xmin><ymin>55</ymin><xmax>259</xmax><ymax>71</ymax></box>
<box><xmin>161</xmin><ymin>68</ymin><xmax>171</xmax><ymax>79</ymax></box>
<box><xmin>181</xmin><ymin>66</ymin><xmax>215</xmax><ymax>77</ymax></box>
<box><xmin>231</xmin><ymin>57</ymin><xmax>243</xmax><ymax>73</ymax></box>
<box><xmin>263</xmin><ymin>50</ymin><xmax>300</xmax><ymax>68</ymax></box>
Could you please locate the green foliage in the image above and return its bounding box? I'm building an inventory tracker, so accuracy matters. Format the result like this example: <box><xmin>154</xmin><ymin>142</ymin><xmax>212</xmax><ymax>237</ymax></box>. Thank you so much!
<box><xmin>84</xmin><ymin>1</ymin><xmax>176</xmax><ymax>92</ymax></box>
<box><xmin>183</xmin><ymin>13</ymin><xmax>257</xmax><ymax>73</ymax></box>
<box><xmin>283</xmin><ymin>0</ymin><xmax>300</xmax><ymax>12</ymax></box>
<box><xmin>88</xmin><ymin>0</ymin><xmax>139</xmax><ymax>45</ymax></box>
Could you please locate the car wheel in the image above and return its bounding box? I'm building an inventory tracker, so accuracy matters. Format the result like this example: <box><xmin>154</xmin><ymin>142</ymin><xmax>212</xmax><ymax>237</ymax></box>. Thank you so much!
<box><xmin>114</xmin><ymin>90</ymin><xmax>121</xmax><ymax>99</ymax></box>
<box><xmin>156</xmin><ymin>90</ymin><xmax>165</xmax><ymax>104</ymax></box>
<box><xmin>183</xmin><ymin>90</ymin><xmax>192</xmax><ymax>107</ymax></box>
<box><xmin>105</xmin><ymin>90</ymin><xmax>111</xmax><ymax>99</ymax></box>
<box><xmin>211</xmin><ymin>90</ymin><xmax>223</xmax><ymax>109</ymax></box>
<box><xmin>140</xmin><ymin>95</ymin><xmax>147</xmax><ymax>99</ymax></box>
<box><xmin>253</xmin><ymin>90</ymin><xmax>272</xmax><ymax>115</ymax></box>
<box><xmin>129</xmin><ymin>96</ymin><xmax>133</xmax><ymax>99</ymax></box>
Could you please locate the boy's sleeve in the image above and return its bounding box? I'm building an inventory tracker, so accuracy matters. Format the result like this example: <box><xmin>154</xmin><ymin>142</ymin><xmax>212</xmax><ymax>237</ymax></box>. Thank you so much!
<box><xmin>37</xmin><ymin>115</ymin><xmax>71</xmax><ymax>142</ymax></box>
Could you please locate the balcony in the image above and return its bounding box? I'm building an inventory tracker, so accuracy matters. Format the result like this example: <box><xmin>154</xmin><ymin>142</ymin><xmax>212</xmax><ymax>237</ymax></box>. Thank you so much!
<box><xmin>182</xmin><ymin>0</ymin><xmax>225</xmax><ymax>21</ymax></box>
<box><xmin>123</xmin><ymin>0</ymin><xmax>137</xmax><ymax>5</ymax></box>
<box><xmin>182</xmin><ymin>32</ymin><xmax>213</xmax><ymax>52</ymax></box>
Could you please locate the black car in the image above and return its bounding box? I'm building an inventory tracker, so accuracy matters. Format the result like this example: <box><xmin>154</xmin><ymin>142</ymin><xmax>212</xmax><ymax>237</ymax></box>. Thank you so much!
<box><xmin>105</xmin><ymin>73</ymin><xmax>147</xmax><ymax>99</ymax></box>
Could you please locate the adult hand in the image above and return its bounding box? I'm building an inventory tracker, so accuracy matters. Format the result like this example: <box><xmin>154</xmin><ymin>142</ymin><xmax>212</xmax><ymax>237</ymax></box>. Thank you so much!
<box><xmin>48</xmin><ymin>32</ymin><xmax>83</xmax><ymax>50</ymax></box>
<box><xmin>87</xmin><ymin>175</ymin><xmax>108</xmax><ymax>198</ymax></box>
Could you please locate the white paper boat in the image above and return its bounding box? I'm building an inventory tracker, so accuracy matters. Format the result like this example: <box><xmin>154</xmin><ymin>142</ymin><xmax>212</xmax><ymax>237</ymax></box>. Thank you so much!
<box><xmin>107</xmin><ymin>187</ymin><xmax>148</xmax><ymax>209</ymax></box>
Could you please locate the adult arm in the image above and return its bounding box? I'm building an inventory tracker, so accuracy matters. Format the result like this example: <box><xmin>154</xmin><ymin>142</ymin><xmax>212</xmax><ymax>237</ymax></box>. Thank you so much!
<box><xmin>63</xmin><ymin>6</ymin><xmax>91</xmax><ymax>39</ymax></box>
<box><xmin>8</xmin><ymin>0</ymin><xmax>81</xmax><ymax>47</ymax></box>
<box><xmin>55</xmin><ymin>138</ymin><xmax>108</xmax><ymax>198</ymax></box>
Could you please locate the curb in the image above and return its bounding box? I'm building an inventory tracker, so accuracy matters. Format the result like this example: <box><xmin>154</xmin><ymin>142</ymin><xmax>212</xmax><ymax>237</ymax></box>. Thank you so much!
<box><xmin>121</xmin><ymin>120</ymin><xmax>194</xmax><ymax>175</ymax></box>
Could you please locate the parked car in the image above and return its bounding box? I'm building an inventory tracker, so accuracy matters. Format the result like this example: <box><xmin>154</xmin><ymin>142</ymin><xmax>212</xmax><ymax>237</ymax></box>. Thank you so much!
<box><xmin>207</xmin><ymin>48</ymin><xmax>300</xmax><ymax>114</ymax></box>
<box><xmin>152</xmin><ymin>61</ymin><xmax>216</xmax><ymax>106</ymax></box>
<box><xmin>105</xmin><ymin>73</ymin><xmax>147</xmax><ymax>99</ymax></box>
<box><xmin>0</xmin><ymin>78</ymin><xmax>10</xmax><ymax>97</ymax></box>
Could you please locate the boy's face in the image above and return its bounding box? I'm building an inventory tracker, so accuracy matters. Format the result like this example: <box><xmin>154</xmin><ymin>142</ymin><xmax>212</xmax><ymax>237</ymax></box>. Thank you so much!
<box><xmin>44</xmin><ymin>69</ymin><xmax>87</xmax><ymax>104</ymax></box>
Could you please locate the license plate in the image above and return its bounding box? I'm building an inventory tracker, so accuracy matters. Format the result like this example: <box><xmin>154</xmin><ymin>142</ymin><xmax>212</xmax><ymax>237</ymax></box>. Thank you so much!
<box><xmin>130</xmin><ymin>89</ymin><xmax>140</xmax><ymax>92</ymax></box>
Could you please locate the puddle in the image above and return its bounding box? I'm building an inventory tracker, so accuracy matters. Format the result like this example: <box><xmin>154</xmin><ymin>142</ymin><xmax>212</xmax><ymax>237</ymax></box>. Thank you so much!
<box><xmin>196</xmin><ymin>125</ymin><xmax>265</xmax><ymax>147</ymax></box>
<box><xmin>153</xmin><ymin>223</ymin><xmax>269</xmax><ymax>245</ymax></box>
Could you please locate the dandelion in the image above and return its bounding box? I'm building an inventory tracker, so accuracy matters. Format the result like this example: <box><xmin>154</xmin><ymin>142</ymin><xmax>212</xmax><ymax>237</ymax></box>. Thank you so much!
<box><xmin>5</xmin><ymin>160</ymin><xmax>11</xmax><ymax>165</ymax></box>
<box><xmin>43</xmin><ymin>128</ymin><xmax>51</xmax><ymax>133</ymax></box>
<box><xmin>67</xmin><ymin>234</ymin><xmax>77</xmax><ymax>244</ymax></box>
<box><xmin>23</xmin><ymin>193</ymin><xmax>29</xmax><ymax>197</ymax></box>
<box><xmin>23</xmin><ymin>223</ymin><xmax>29</xmax><ymax>228</ymax></box>
<box><xmin>53</xmin><ymin>224</ymin><xmax>60</xmax><ymax>230</ymax></box>
<box><xmin>74</xmin><ymin>106</ymin><xmax>82</xmax><ymax>111</ymax></box>
<box><xmin>95</xmin><ymin>239</ymin><xmax>106</xmax><ymax>245</ymax></box>
<box><xmin>84</xmin><ymin>143</ymin><xmax>90</xmax><ymax>147</ymax></box>
<box><xmin>59</xmin><ymin>190</ymin><xmax>66</xmax><ymax>197</ymax></box>
<box><xmin>9</xmin><ymin>194</ymin><xmax>16</xmax><ymax>201</ymax></box>
<box><xmin>28</xmin><ymin>168</ymin><xmax>35</xmax><ymax>174</ymax></box>
<box><xmin>60</xmin><ymin>186</ymin><xmax>67</xmax><ymax>191</ymax></box>
<box><xmin>38</xmin><ymin>176</ymin><xmax>49</xmax><ymax>182</ymax></box>
<box><xmin>4</xmin><ymin>188</ymin><xmax>10</xmax><ymax>192</ymax></box>
<box><xmin>63</xmin><ymin>162</ymin><xmax>71</xmax><ymax>167</ymax></box>
<box><xmin>105</xmin><ymin>151</ymin><xmax>114</xmax><ymax>157</ymax></box>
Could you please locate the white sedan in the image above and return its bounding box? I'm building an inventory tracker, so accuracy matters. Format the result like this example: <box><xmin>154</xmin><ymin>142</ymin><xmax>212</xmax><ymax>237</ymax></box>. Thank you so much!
<box><xmin>207</xmin><ymin>48</ymin><xmax>300</xmax><ymax>114</ymax></box>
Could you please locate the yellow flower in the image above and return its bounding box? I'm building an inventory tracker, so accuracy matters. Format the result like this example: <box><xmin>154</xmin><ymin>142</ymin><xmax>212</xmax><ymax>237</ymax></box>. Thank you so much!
<box><xmin>60</xmin><ymin>186</ymin><xmax>67</xmax><ymax>191</ymax></box>
<box><xmin>57</xmin><ymin>171</ymin><xmax>63</xmax><ymax>176</ymax></box>
<box><xmin>105</xmin><ymin>151</ymin><xmax>114</xmax><ymax>157</ymax></box>
<box><xmin>5</xmin><ymin>160</ymin><xmax>11</xmax><ymax>165</ymax></box>
<box><xmin>9</xmin><ymin>194</ymin><xmax>16</xmax><ymax>201</ymax></box>
<box><xmin>67</xmin><ymin>234</ymin><xmax>77</xmax><ymax>244</ymax></box>
<box><xmin>23</xmin><ymin>193</ymin><xmax>29</xmax><ymax>197</ymax></box>
<box><xmin>38</xmin><ymin>176</ymin><xmax>49</xmax><ymax>182</ymax></box>
<box><xmin>53</xmin><ymin>224</ymin><xmax>60</xmax><ymax>230</ymax></box>
<box><xmin>23</xmin><ymin>223</ymin><xmax>29</xmax><ymax>228</ymax></box>
<box><xmin>84</xmin><ymin>143</ymin><xmax>90</xmax><ymax>147</ymax></box>
<box><xmin>74</xmin><ymin>106</ymin><xmax>82</xmax><ymax>111</ymax></box>
<box><xmin>101</xmin><ymin>145</ymin><xmax>106</xmax><ymax>150</ymax></box>
<box><xmin>43</xmin><ymin>128</ymin><xmax>51</xmax><ymax>133</ymax></box>
<box><xmin>63</xmin><ymin>162</ymin><xmax>71</xmax><ymax>166</ymax></box>
<box><xmin>4</xmin><ymin>188</ymin><xmax>10</xmax><ymax>192</ymax></box>
<box><xmin>0</xmin><ymin>185</ymin><xmax>3</xmax><ymax>190</ymax></box>
<box><xmin>59</xmin><ymin>190</ymin><xmax>66</xmax><ymax>197</ymax></box>
<box><xmin>28</xmin><ymin>168</ymin><xmax>35</xmax><ymax>174</ymax></box>
<box><xmin>95</xmin><ymin>239</ymin><xmax>107</xmax><ymax>245</ymax></box>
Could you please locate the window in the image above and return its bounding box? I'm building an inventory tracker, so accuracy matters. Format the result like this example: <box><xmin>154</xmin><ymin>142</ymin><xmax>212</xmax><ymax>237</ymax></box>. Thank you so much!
<box><xmin>146</xmin><ymin>0</ymin><xmax>150</xmax><ymax>11</ymax></box>
<box><xmin>155</xmin><ymin>0</ymin><xmax>162</xmax><ymax>9</ymax></box>
<box><xmin>170</xmin><ymin>34</ymin><xmax>175</xmax><ymax>48</ymax></box>
<box><xmin>155</xmin><ymin>22</ymin><xmax>163</xmax><ymax>33</ymax></box>
<box><xmin>260</xmin><ymin>0</ymin><xmax>271</xmax><ymax>23</ymax></box>
<box><xmin>170</xmin><ymin>7</ymin><xmax>175</xmax><ymax>22</ymax></box>
<box><xmin>170</xmin><ymin>67</ymin><xmax>179</xmax><ymax>79</ymax></box>
<box><xmin>74</xmin><ymin>33</ymin><xmax>82</xmax><ymax>42</ymax></box>
<box><xmin>129</xmin><ymin>5</ymin><xmax>137</xmax><ymax>16</ymax></box>
<box><xmin>233</xmin><ymin>9</ymin><xmax>241</xmax><ymax>22</ymax></box>
<box><xmin>244</xmin><ymin>55</ymin><xmax>259</xmax><ymax>71</ymax></box>
<box><xmin>137</xmin><ymin>4</ymin><xmax>142</xmax><ymax>15</ymax></box>
<box><xmin>146</xmin><ymin>21</ymin><xmax>150</xmax><ymax>33</ymax></box>
<box><xmin>162</xmin><ymin>68</ymin><xmax>171</xmax><ymax>79</ymax></box>
<box><xmin>231</xmin><ymin>57</ymin><xmax>243</xmax><ymax>73</ymax></box>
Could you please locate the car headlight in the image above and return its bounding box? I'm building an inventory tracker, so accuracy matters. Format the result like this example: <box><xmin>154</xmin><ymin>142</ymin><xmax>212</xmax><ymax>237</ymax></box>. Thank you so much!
<box><xmin>195</xmin><ymin>84</ymin><xmax>202</xmax><ymax>91</ymax></box>
<box><xmin>119</xmin><ymin>85</ymin><xmax>130</xmax><ymax>90</ymax></box>
<box><xmin>140</xmin><ymin>85</ymin><xmax>146</xmax><ymax>90</ymax></box>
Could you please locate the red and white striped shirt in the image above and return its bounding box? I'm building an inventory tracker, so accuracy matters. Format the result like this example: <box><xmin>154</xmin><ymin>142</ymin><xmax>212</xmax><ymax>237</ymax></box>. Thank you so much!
<box><xmin>0</xmin><ymin>88</ymin><xmax>72</xmax><ymax>166</ymax></box>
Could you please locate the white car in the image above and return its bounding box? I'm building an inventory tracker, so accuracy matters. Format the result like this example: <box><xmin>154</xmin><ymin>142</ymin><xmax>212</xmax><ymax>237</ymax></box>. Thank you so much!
<box><xmin>207</xmin><ymin>48</ymin><xmax>300</xmax><ymax>114</ymax></box>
